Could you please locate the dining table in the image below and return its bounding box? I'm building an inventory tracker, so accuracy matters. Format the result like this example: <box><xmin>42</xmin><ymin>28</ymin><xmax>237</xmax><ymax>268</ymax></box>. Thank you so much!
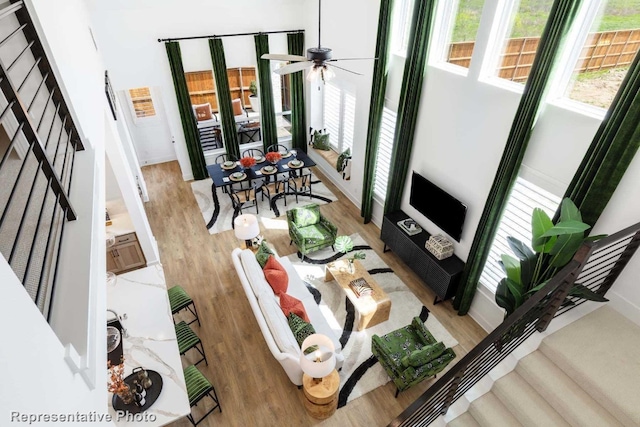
<box><xmin>205</xmin><ymin>150</ymin><xmax>316</xmax><ymax>229</ymax></box>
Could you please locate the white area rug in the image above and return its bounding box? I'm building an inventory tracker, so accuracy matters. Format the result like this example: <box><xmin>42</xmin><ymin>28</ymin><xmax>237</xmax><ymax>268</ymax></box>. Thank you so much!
<box><xmin>285</xmin><ymin>234</ymin><xmax>458</xmax><ymax>406</ymax></box>
<box><xmin>190</xmin><ymin>172</ymin><xmax>338</xmax><ymax>235</ymax></box>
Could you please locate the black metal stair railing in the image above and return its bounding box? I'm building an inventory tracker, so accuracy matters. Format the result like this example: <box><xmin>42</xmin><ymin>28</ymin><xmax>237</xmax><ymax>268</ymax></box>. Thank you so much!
<box><xmin>389</xmin><ymin>221</ymin><xmax>640</xmax><ymax>427</ymax></box>
<box><xmin>0</xmin><ymin>0</ymin><xmax>84</xmax><ymax>318</ymax></box>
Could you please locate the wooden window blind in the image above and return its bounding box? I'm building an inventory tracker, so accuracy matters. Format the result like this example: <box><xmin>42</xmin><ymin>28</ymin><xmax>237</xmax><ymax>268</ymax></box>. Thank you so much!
<box><xmin>129</xmin><ymin>87</ymin><xmax>156</xmax><ymax>118</ymax></box>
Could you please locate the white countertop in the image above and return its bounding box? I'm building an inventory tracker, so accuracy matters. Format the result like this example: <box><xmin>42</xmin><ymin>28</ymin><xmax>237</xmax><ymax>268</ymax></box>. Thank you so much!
<box><xmin>107</xmin><ymin>265</ymin><xmax>190</xmax><ymax>426</ymax></box>
<box><xmin>107</xmin><ymin>212</ymin><xmax>136</xmax><ymax>237</ymax></box>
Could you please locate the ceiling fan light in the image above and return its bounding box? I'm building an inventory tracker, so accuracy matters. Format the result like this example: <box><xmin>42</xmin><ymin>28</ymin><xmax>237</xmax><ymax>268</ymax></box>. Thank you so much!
<box><xmin>307</xmin><ymin>66</ymin><xmax>320</xmax><ymax>82</ymax></box>
<box><xmin>321</xmin><ymin>65</ymin><xmax>335</xmax><ymax>82</ymax></box>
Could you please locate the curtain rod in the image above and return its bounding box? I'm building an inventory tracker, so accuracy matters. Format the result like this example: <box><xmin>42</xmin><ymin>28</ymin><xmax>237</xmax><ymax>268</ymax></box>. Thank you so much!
<box><xmin>157</xmin><ymin>29</ymin><xmax>304</xmax><ymax>43</ymax></box>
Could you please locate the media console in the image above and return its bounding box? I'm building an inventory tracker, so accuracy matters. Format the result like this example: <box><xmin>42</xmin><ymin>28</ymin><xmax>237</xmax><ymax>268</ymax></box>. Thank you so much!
<box><xmin>381</xmin><ymin>210</ymin><xmax>465</xmax><ymax>304</ymax></box>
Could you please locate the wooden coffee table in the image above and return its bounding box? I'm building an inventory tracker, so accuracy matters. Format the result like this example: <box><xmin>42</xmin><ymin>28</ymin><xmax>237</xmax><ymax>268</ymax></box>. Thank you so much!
<box><xmin>324</xmin><ymin>259</ymin><xmax>391</xmax><ymax>330</ymax></box>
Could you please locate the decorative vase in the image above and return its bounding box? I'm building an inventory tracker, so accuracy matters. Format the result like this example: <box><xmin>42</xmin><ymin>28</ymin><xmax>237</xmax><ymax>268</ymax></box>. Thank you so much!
<box><xmin>117</xmin><ymin>384</ymin><xmax>134</xmax><ymax>405</ymax></box>
<box><xmin>347</xmin><ymin>259</ymin><xmax>355</xmax><ymax>274</ymax></box>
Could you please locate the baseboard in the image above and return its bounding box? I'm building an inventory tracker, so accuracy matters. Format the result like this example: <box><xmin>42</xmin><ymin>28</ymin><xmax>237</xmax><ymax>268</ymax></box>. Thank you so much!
<box><xmin>141</xmin><ymin>155</ymin><xmax>177</xmax><ymax>166</ymax></box>
<box><xmin>607</xmin><ymin>290</ymin><xmax>640</xmax><ymax>327</ymax></box>
<box><xmin>468</xmin><ymin>285</ymin><xmax>504</xmax><ymax>332</ymax></box>
<box><xmin>182</xmin><ymin>173</ymin><xmax>194</xmax><ymax>182</ymax></box>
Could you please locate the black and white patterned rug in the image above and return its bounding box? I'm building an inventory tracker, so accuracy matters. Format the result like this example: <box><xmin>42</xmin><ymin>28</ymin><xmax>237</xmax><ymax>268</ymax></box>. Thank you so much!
<box><xmin>284</xmin><ymin>234</ymin><xmax>458</xmax><ymax>407</ymax></box>
<box><xmin>190</xmin><ymin>172</ymin><xmax>338</xmax><ymax>235</ymax></box>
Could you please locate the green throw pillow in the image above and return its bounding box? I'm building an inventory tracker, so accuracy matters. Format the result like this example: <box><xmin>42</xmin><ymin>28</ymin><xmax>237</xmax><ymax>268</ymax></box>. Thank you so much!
<box><xmin>312</xmin><ymin>132</ymin><xmax>331</xmax><ymax>150</ymax></box>
<box><xmin>255</xmin><ymin>241</ymin><xmax>275</xmax><ymax>268</ymax></box>
<box><xmin>287</xmin><ymin>313</ymin><xmax>316</xmax><ymax>349</ymax></box>
<box><xmin>336</xmin><ymin>148</ymin><xmax>351</xmax><ymax>172</ymax></box>
<box><xmin>401</xmin><ymin>342</ymin><xmax>447</xmax><ymax>368</ymax></box>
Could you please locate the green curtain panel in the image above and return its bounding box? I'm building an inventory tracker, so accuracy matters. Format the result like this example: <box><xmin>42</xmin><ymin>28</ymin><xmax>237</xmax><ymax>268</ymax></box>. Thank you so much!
<box><xmin>383</xmin><ymin>0</ymin><xmax>437</xmax><ymax>214</ymax></box>
<box><xmin>209</xmin><ymin>38</ymin><xmax>241</xmax><ymax>160</ymax></box>
<box><xmin>255</xmin><ymin>34</ymin><xmax>278</xmax><ymax>153</ymax></box>
<box><xmin>361</xmin><ymin>0</ymin><xmax>395</xmax><ymax>223</ymax></box>
<box><xmin>453</xmin><ymin>0</ymin><xmax>584</xmax><ymax>315</ymax></box>
<box><xmin>557</xmin><ymin>50</ymin><xmax>640</xmax><ymax>227</ymax></box>
<box><xmin>287</xmin><ymin>32</ymin><xmax>307</xmax><ymax>153</ymax></box>
<box><xmin>165</xmin><ymin>42</ymin><xmax>208</xmax><ymax>180</ymax></box>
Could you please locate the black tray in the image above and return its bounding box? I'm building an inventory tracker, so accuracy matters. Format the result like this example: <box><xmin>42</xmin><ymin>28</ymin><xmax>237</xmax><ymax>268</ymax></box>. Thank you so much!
<box><xmin>112</xmin><ymin>369</ymin><xmax>163</xmax><ymax>414</ymax></box>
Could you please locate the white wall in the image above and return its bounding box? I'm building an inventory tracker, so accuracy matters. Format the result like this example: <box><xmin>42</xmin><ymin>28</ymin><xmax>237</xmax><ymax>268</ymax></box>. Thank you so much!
<box><xmin>87</xmin><ymin>0</ymin><xmax>306</xmax><ymax>180</ymax></box>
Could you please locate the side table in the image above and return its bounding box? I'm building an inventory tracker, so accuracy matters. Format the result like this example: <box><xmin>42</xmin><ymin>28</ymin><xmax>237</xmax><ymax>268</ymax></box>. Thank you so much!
<box><xmin>302</xmin><ymin>370</ymin><xmax>340</xmax><ymax>420</ymax></box>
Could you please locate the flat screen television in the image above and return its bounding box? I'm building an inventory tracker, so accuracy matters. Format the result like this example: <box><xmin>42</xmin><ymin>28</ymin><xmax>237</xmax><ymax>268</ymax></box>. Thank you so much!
<box><xmin>409</xmin><ymin>172</ymin><xmax>467</xmax><ymax>242</ymax></box>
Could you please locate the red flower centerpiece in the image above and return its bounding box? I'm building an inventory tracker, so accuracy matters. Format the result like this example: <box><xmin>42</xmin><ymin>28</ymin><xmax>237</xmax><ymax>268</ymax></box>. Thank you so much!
<box><xmin>265</xmin><ymin>152</ymin><xmax>282</xmax><ymax>164</ymax></box>
<box><xmin>239</xmin><ymin>156</ymin><xmax>257</xmax><ymax>170</ymax></box>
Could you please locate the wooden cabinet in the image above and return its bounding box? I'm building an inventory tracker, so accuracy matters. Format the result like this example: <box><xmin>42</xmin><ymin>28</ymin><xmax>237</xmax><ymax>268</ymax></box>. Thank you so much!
<box><xmin>106</xmin><ymin>232</ymin><xmax>146</xmax><ymax>274</ymax></box>
<box><xmin>185</xmin><ymin>67</ymin><xmax>257</xmax><ymax>112</ymax></box>
<box><xmin>381</xmin><ymin>211</ymin><xmax>465</xmax><ymax>304</ymax></box>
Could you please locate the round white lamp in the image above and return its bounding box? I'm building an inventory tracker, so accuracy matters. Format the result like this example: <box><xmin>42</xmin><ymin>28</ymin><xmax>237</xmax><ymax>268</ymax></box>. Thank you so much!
<box><xmin>300</xmin><ymin>334</ymin><xmax>336</xmax><ymax>382</ymax></box>
<box><xmin>234</xmin><ymin>214</ymin><xmax>260</xmax><ymax>249</ymax></box>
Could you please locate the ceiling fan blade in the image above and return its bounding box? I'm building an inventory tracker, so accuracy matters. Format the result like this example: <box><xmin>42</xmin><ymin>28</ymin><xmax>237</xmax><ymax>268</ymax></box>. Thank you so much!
<box><xmin>327</xmin><ymin>64</ymin><xmax>363</xmax><ymax>76</ymax></box>
<box><xmin>274</xmin><ymin>61</ymin><xmax>313</xmax><ymax>75</ymax></box>
<box><xmin>328</xmin><ymin>57</ymin><xmax>377</xmax><ymax>62</ymax></box>
<box><xmin>261</xmin><ymin>53</ymin><xmax>308</xmax><ymax>62</ymax></box>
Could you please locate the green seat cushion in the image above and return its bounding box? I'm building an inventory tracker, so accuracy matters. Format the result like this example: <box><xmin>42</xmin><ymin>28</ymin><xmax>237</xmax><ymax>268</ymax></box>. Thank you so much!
<box><xmin>298</xmin><ymin>224</ymin><xmax>334</xmax><ymax>245</ymax></box>
<box><xmin>168</xmin><ymin>285</ymin><xmax>193</xmax><ymax>313</ymax></box>
<box><xmin>292</xmin><ymin>204</ymin><xmax>321</xmax><ymax>227</ymax></box>
<box><xmin>287</xmin><ymin>313</ymin><xmax>316</xmax><ymax>348</ymax></box>
<box><xmin>255</xmin><ymin>241</ymin><xmax>275</xmax><ymax>268</ymax></box>
<box><xmin>175</xmin><ymin>321</ymin><xmax>201</xmax><ymax>354</ymax></box>
<box><xmin>184</xmin><ymin>365</ymin><xmax>213</xmax><ymax>406</ymax></box>
<box><xmin>401</xmin><ymin>342</ymin><xmax>446</xmax><ymax>368</ymax></box>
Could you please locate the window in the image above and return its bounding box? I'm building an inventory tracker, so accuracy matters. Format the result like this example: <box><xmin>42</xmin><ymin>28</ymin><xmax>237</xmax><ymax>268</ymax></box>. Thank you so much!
<box><xmin>128</xmin><ymin>87</ymin><xmax>156</xmax><ymax>118</ymax></box>
<box><xmin>373</xmin><ymin>107</ymin><xmax>397</xmax><ymax>200</ymax></box>
<box><xmin>479</xmin><ymin>177</ymin><xmax>561</xmax><ymax>292</ymax></box>
<box><xmin>444</xmin><ymin>0</ymin><xmax>485</xmax><ymax>68</ymax></box>
<box><xmin>495</xmin><ymin>0</ymin><xmax>555</xmax><ymax>84</ymax></box>
<box><xmin>392</xmin><ymin>0</ymin><xmax>415</xmax><ymax>55</ymax></box>
<box><xmin>563</xmin><ymin>0</ymin><xmax>640</xmax><ymax>109</ymax></box>
<box><xmin>271</xmin><ymin>62</ymin><xmax>292</xmax><ymax>141</ymax></box>
<box><xmin>323</xmin><ymin>81</ymin><xmax>356</xmax><ymax>153</ymax></box>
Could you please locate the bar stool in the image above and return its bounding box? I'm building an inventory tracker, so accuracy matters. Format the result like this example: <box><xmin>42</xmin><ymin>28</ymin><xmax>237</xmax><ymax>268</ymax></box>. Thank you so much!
<box><xmin>184</xmin><ymin>365</ymin><xmax>222</xmax><ymax>426</ymax></box>
<box><xmin>168</xmin><ymin>285</ymin><xmax>200</xmax><ymax>326</ymax></box>
<box><xmin>175</xmin><ymin>321</ymin><xmax>208</xmax><ymax>366</ymax></box>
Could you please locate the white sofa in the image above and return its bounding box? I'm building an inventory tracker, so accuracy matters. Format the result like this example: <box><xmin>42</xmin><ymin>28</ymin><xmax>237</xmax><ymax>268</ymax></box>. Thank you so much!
<box><xmin>231</xmin><ymin>248</ymin><xmax>344</xmax><ymax>386</ymax></box>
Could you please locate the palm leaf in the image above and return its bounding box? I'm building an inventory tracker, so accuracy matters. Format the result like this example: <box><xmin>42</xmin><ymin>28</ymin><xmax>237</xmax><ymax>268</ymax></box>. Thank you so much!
<box><xmin>532</xmin><ymin>208</ymin><xmax>556</xmax><ymax>253</ymax></box>
<box><xmin>560</xmin><ymin>198</ymin><xmax>582</xmax><ymax>222</ymax></box>
<box><xmin>569</xmin><ymin>284</ymin><xmax>609</xmax><ymax>302</ymax></box>
<box><xmin>540</xmin><ymin>220</ymin><xmax>591</xmax><ymax>238</ymax></box>
<box><xmin>507</xmin><ymin>237</ymin><xmax>535</xmax><ymax>288</ymax></box>
<box><xmin>501</xmin><ymin>254</ymin><xmax>521</xmax><ymax>285</ymax></box>
<box><xmin>548</xmin><ymin>233</ymin><xmax>584</xmax><ymax>268</ymax></box>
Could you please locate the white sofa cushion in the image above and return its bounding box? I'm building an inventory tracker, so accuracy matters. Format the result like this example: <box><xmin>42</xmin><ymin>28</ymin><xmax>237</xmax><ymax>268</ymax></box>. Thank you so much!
<box><xmin>258</xmin><ymin>293</ymin><xmax>299</xmax><ymax>355</ymax></box>
<box><xmin>240</xmin><ymin>250</ymin><xmax>271</xmax><ymax>297</ymax></box>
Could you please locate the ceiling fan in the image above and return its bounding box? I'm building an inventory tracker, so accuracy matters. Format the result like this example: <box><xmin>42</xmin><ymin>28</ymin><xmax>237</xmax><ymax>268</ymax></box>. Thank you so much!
<box><xmin>261</xmin><ymin>0</ymin><xmax>374</xmax><ymax>82</ymax></box>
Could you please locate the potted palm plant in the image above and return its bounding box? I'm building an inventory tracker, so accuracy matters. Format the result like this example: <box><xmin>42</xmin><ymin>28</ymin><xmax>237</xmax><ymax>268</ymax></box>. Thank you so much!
<box><xmin>249</xmin><ymin>80</ymin><xmax>260</xmax><ymax>113</ymax></box>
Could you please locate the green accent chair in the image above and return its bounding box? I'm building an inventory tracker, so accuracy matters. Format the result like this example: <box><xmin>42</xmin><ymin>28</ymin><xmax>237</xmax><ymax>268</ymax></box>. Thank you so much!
<box><xmin>175</xmin><ymin>321</ymin><xmax>208</xmax><ymax>366</ymax></box>
<box><xmin>184</xmin><ymin>365</ymin><xmax>221</xmax><ymax>426</ymax></box>
<box><xmin>168</xmin><ymin>285</ymin><xmax>200</xmax><ymax>327</ymax></box>
<box><xmin>286</xmin><ymin>203</ymin><xmax>337</xmax><ymax>261</ymax></box>
<box><xmin>372</xmin><ymin>317</ymin><xmax>456</xmax><ymax>397</ymax></box>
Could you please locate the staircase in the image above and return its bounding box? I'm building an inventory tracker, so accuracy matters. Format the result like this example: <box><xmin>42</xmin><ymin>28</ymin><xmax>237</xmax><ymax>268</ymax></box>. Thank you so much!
<box><xmin>447</xmin><ymin>306</ymin><xmax>640</xmax><ymax>427</ymax></box>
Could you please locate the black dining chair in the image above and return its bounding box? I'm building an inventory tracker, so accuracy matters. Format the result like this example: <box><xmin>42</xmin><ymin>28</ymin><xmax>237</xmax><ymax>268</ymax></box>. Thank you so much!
<box><xmin>266</xmin><ymin>144</ymin><xmax>289</xmax><ymax>155</ymax></box>
<box><xmin>289</xmin><ymin>168</ymin><xmax>313</xmax><ymax>203</ymax></box>
<box><xmin>214</xmin><ymin>153</ymin><xmax>237</xmax><ymax>164</ymax></box>
<box><xmin>241</xmin><ymin>148</ymin><xmax>265</xmax><ymax>159</ymax></box>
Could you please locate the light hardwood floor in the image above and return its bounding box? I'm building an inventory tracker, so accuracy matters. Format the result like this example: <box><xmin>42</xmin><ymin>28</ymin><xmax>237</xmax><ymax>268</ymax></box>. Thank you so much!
<box><xmin>141</xmin><ymin>161</ymin><xmax>487</xmax><ymax>427</ymax></box>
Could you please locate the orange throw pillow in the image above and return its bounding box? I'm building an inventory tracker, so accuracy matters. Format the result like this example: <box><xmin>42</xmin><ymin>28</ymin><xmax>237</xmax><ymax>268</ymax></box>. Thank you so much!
<box><xmin>263</xmin><ymin>255</ymin><xmax>288</xmax><ymax>295</ymax></box>
<box><xmin>194</xmin><ymin>104</ymin><xmax>212</xmax><ymax>121</ymax></box>
<box><xmin>279</xmin><ymin>293</ymin><xmax>309</xmax><ymax>323</ymax></box>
